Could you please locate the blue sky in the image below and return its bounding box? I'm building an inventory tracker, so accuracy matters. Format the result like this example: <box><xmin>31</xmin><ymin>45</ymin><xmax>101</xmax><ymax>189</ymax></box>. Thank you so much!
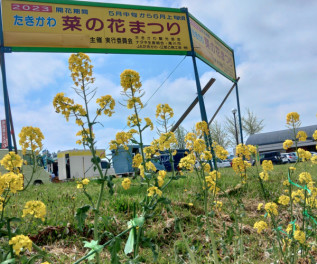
<box><xmin>1</xmin><ymin>0</ymin><xmax>317</xmax><ymax>153</ymax></box>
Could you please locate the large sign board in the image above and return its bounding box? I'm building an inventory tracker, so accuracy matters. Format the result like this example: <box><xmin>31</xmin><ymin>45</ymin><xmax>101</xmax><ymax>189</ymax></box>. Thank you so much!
<box><xmin>189</xmin><ymin>16</ymin><xmax>236</xmax><ymax>81</ymax></box>
<box><xmin>2</xmin><ymin>0</ymin><xmax>191</xmax><ymax>54</ymax></box>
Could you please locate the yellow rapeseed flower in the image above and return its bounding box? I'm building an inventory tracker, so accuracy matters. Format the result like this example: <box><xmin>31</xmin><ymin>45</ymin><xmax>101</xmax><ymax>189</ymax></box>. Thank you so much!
<box><xmin>283</xmin><ymin>139</ymin><xmax>293</xmax><ymax>150</ymax></box>
<box><xmin>96</xmin><ymin>95</ymin><xmax>115</xmax><ymax>117</ymax></box>
<box><xmin>253</xmin><ymin>221</ymin><xmax>268</xmax><ymax>234</ymax></box>
<box><xmin>147</xmin><ymin>186</ymin><xmax>162</xmax><ymax>197</ymax></box>
<box><xmin>144</xmin><ymin>117</ymin><xmax>154</xmax><ymax>130</ymax></box>
<box><xmin>122</xmin><ymin>178</ymin><xmax>131</xmax><ymax>190</ymax></box>
<box><xmin>156</xmin><ymin>104</ymin><xmax>174</xmax><ymax>120</ymax></box>
<box><xmin>9</xmin><ymin>235</ymin><xmax>32</xmax><ymax>256</ymax></box>
<box><xmin>259</xmin><ymin>172</ymin><xmax>269</xmax><ymax>181</ymax></box>
<box><xmin>195</xmin><ymin>121</ymin><xmax>209</xmax><ymax>136</ymax></box>
<box><xmin>292</xmin><ymin>189</ymin><xmax>305</xmax><ymax>204</ymax></box>
<box><xmin>120</xmin><ymin>69</ymin><xmax>142</xmax><ymax>92</ymax></box>
<box><xmin>132</xmin><ymin>154</ymin><xmax>142</xmax><ymax>168</ymax></box>
<box><xmin>265</xmin><ymin>202</ymin><xmax>278</xmax><ymax>216</ymax></box>
<box><xmin>313</xmin><ymin>130</ymin><xmax>317</xmax><ymax>140</ymax></box>
<box><xmin>286</xmin><ymin>112</ymin><xmax>300</xmax><ymax>126</ymax></box>
<box><xmin>298</xmin><ymin>148</ymin><xmax>311</xmax><ymax>161</ymax></box>
<box><xmin>82</xmin><ymin>178</ymin><xmax>90</xmax><ymax>185</ymax></box>
<box><xmin>298</xmin><ymin>172</ymin><xmax>312</xmax><ymax>184</ymax></box>
<box><xmin>0</xmin><ymin>152</ymin><xmax>23</xmax><ymax>172</ymax></box>
<box><xmin>294</xmin><ymin>230</ymin><xmax>305</xmax><ymax>244</ymax></box>
<box><xmin>296</xmin><ymin>131</ymin><xmax>307</xmax><ymax>141</ymax></box>
<box><xmin>22</xmin><ymin>200</ymin><xmax>46</xmax><ymax>221</ymax></box>
<box><xmin>262</xmin><ymin>160</ymin><xmax>273</xmax><ymax>172</ymax></box>
<box><xmin>278</xmin><ymin>195</ymin><xmax>290</xmax><ymax>205</ymax></box>
<box><xmin>257</xmin><ymin>203</ymin><xmax>263</xmax><ymax>210</ymax></box>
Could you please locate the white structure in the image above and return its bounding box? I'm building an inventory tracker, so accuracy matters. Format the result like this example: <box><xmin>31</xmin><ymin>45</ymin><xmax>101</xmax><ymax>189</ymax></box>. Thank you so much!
<box><xmin>57</xmin><ymin>149</ymin><xmax>110</xmax><ymax>180</ymax></box>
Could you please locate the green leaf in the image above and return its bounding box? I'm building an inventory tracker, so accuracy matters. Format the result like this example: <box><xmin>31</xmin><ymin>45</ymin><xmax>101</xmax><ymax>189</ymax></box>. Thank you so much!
<box><xmin>130</xmin><ymin>139</ymin><xmax>139</xmax><ymax>145</ymax></box>
<box><xmin>75</xmin><ymin>205</ymin><xmax>91</xmax><ymax>232</ymax></box>
<box><xmin>109</xmin><ymin>237</ymin><xmax>122</xmax><ymax>264</ymax></box>
<box><xmin>124</xmin><ymin>228</ymin><xmax>135</xmax><ymax>255</ymax></box>
<box><xmin>1</xmin><ymin>259</ymin><xmax>16</xmax><ymax>264</ymax></box>
<box><xmin>83</xmin><ymin>240</ymin><xmax>103</xmax><ymax>261</ymax></box>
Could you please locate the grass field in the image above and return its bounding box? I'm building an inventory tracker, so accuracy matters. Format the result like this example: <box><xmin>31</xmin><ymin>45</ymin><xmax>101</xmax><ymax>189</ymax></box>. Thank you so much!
<box><xmin>2</xmin><ymin>162</ymin><xmax>317</xmax><ymax>263</ymax></box>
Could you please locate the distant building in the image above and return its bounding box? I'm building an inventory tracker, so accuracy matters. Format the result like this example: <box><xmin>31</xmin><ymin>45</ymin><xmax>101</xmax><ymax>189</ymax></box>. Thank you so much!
<box><xmin>246</xmin><ymin>125</ymin><xmax>317</xmax><ymax>153</ymax></box>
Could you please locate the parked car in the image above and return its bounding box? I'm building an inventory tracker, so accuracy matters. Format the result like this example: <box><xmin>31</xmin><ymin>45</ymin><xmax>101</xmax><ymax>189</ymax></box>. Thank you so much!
<box><xmin>217</xmin><ymin>159</ymin><xmax>231</xmax><ymax>168</ymax></box>
<box><xmin>286</xmin><ymin>152</ymin><xmax>297</xmax><ymax>163</ymax></box>
<box><xmin>259</xmin><ymin>151</ymin><xmax>283</xmax><ymax>165</ymax></box>
<box><xmin>280</xmin><ymin>153</ymin><xmax>288</xmax><ymax>164</ymax></box>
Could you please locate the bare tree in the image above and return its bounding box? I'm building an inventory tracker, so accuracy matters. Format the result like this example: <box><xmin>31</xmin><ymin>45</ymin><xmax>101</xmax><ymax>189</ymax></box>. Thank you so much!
<box><xmin>174</xmin><ymin>126</ymin><xmax>186</xmax><ymax>149</ymax></box>
<box><xmin>209</xmin><ymin>120</ymin><xmax>230</xmax><ymax>149</ymax></box>
<box><xmin>242</xmin><ymin>108</ymin><xmax>264</xmax><ymax>136</ymax></box>
<box><xmin>225</xmin><ymin>108</ymin><xmax>264</xmax><ymax>146</ymax></box>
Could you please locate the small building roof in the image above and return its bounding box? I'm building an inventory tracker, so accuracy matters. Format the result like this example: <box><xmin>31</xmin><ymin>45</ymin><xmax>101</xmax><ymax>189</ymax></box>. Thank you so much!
<box><xmin>246</xmin><ymin>125</ymin><xmax>317</xmax><ymax>152</ymax></box>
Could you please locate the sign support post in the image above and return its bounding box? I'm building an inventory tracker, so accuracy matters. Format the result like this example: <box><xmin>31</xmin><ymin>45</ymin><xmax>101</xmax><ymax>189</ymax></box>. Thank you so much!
<box><xmin>0</xmin><ymin>4</ymin><xmax>13</xmax><ymax>151</ymax></box>
<box><xmin>183</xmin><ymin>7</ymin><xmax>217</xmax><ymax>170</ymax></box>
<box><xmin>233</xmin><ymin>53</ymin><xmax>244</xmax><ymax>145</ymax></box>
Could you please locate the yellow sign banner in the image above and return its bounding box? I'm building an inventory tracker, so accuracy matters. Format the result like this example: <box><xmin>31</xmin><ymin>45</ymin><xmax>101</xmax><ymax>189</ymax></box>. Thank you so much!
<box><xmin>2</xmin><ymin>0</ymin><xmax>191</xmax><ymax>53</ymax></box>
<box><xmin>190</xmin><ymin>17</ymin><xmax>236</xmax><ymax>81</ymax></box>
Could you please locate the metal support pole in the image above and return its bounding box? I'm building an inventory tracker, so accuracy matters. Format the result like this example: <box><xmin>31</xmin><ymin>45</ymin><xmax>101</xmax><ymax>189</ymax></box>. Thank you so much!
<box><xmin>0</xmin><ymin>4</ymin><xmax>13</xmax><ymax>151</ymax></box>
<box><xmin>235</xmin><ymin>82</ymin><xmax>244</xmax><ymax>145</ymax></box>
<box><xmin>232</xmin><ymin>110</ymin><xmax>239</xmax><ymax>145</ymax></box>
<box><xmin>183</xmin><ymin>8</ymin><xmax>217</xmax><ymax>170</ymax></box>
<box><xmin>171</xmin><ymin>78</ymin><xmax>215</xmax><ymax>133</ymax></box>
<box><xmin>232</xmin><ymin>52</ymin><xmax>244</xmax><ymax>145</ymax></box>
<box><xmin>208</xmin><ymin>77</ymin><xmax>240</xmax><ymax>126</ymax></box>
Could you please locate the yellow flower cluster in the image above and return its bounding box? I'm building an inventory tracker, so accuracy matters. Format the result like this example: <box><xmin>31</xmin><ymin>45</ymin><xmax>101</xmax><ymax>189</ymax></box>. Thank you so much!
<box><xmin>120</xmin><ymin>69</ymin><xmax>142</xmax><ymax>92</ymax></box>
<box><xmin>278</xmin><ymin>195</ymin><xmax>290</xmax><ymax>205</ymax></box>
<box><xmin>157</xmin><ymin>170</ymin><xmax>166</xmax><ymax>187</ymax></box>
<box><xmin>76</xmin><ymin>178</ymin><xmax>90</xmax><ymax>189</ymax></box>
<box><xmin>156</xmin><ymin>104</ymin><xmax>174</xmax><ymax>120</ymax></box>
<box><xmin>96</xmin><ymin>95</ymin><xmax>115</xmax><ymax>117</ymax></box>
<box><xmin>259</xmin><ymin>172</ymin><xmax>269</xmax><ymax>181</ymax></box>
<box><xmin>253</xmin><ymin>221</ymin><xmax>268</xmax><ymax>234</ymax></box>
<box><xmin>69</xmin><ymin>53</ymin><xmax>94</xmax><ymax>87</ymax></box>
<box><xmin>122</xmin><ymin>178</ymin><xmax>131</xmax><ymax>190</ymax></box>
<box><xmin>195</xmin><ymin>121</ymin><xmax>209</xmax><ymax>137</ymax></box>
<box><xmin>294</xmin><ymin>230</ymin><xmax>306</xmax><ymax>244</ymax></box>
<box><xmin>213</xmin><ymin>144</ymin><xmax>229</xmax><ymax>160</ymax></box>
<box><xmin>144</xmin><ymin>146</ymin><xmax>156</xmax><ymax>159</ymax></box>
<box><xmin>19</xmin><ymin>127</ymin><xmax>44</xmax><ymax>155</ymax></box>
<box><xmin>0</xmin><ymin>172</ymin><xmax>24</xmax><ymax>196</ymax></box>
<box><xmin>76</xmin><ymin>128</ymin><xmax>95</xmax><ymax>146</ymax></box>
<box><xmin>157</xmin><ymin>132</ymin><xmax>177</xmax><ymax>151</ymax></box>
<box><xmin>298</xmin><ymin>172</ymin><xmax>312</xmax><ymax>184</ymax></box>
<box><xmin>193</xmin><ymin>139</ymin><xmax>207</xmax><ymax>154</ymax></box>
<box><xmin>22</xmin><ymin>200</ymin><xmax>46</xmax><ymax>221</ymax></box>
<box><xmin>179</xmin><ymin>154</ymin><xmax>196</xmax><ymax>172</ymax></box>
<box><xmin>283</xmin><ymin>139</ymin><xmax>293</xmax><ymax>150</ymax></box>
<box><xmin>235</xmin><ymin>144</ymin><xmax>255</xmax><ymax>160</ymax></box>
<box><xmin>311</xmin><ymin>155</ymin><xmax>317</xmax><ymax>164</ymax></box>
<box><xmin>53</xmin><ymin>93</ymin><xmax>87</xmax><ymax>122</ymax></box>
<box><xmin>0</xmin><ymin>152</ymin><xmax>23</xmax><ymax>172</ymax></box>
<box><xmin>264</xmin><ymin>202</ymin><xmax>278</xmax><ymax>216</ymax></box>
<box><xmin>144</xmin><ymin>117</ymin><xmax>154</xmax><ymax>130</ymax></box>
<box><xmin>296</xmin><ymin>131</ymin><xmax>307</xmax><ymax>141</ymax></box>
<box><xmin>9</xmin><ymin>235</ymin><xmax>33</xmax><ymax>256</ymax></box>
<box><xmin>313</xmin><ymin>130</ymin><xmax>317</xmax><ymax>140</ymax></box>
<box><xmin>109</xmin><ymin>130</ymin><xmax>136</xmax><ymax>150</ymax></box>
<box><xmin>132</xmin><ymin>154</ymin><xmax>142</xmax><ymax>168</ymax></box>
<box><xmin>200</xmin><ymin>151</ymin><xmax>212</xmax><ymax>161</ymax></box>
<box><xmin>127</xmin><ymin>97</ymin><xmax>144</xmax><ymax>109</ymax></box>
<box><xmin>205</xmin><ymin>175</ymin><xmax>219</xmax><ymax>194</ymax></box>
<box><xmin>286</xmin><ymin>112</ymin><xmax>300</xmax><ymax>126</ymax></box>
<box><xmin>297</xmin><ymin>148</ymin><xmax>311</xmax><ymax>161</ymax></box>
<box><xmin>292</xmin><ymin>189</ymin><xmax>304</xmax><ymax>204</ymax></box>
<box><xmin>147</xmin><ymin>186</ymin><xmax>162</xmax><ymax>197</ymax></box>
<box><xmin>127</xmin><ymin>114</ymin><xmax>139</xmax><ymax>127</ymax></box>
<box><xmin>262</xmin><ymin>160</ymin><xmax>273</xmax><ymax>172</ymax></box>
<box><xmin>232</xmin><ymin>157</ymin><xmax>250</xmax><ymax>182</ymax></box>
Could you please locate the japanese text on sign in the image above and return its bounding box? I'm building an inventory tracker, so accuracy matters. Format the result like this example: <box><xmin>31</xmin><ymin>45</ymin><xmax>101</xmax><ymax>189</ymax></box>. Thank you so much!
<box><xmin>190</xmin><ymin>18</ymin><xmax>236</xmax><ymax>81</ymax></box>
<box><xmin>2</xmin><ymin>0</ymin><xmax>191</xmax><ymax>53</ymax></box>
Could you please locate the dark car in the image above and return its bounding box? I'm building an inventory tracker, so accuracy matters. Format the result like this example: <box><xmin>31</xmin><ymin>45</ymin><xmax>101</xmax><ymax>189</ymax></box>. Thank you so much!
<box><xmin>259</xmin><ymin>151</ymin><xmax>283</xmax><ymax>165</ymax></box>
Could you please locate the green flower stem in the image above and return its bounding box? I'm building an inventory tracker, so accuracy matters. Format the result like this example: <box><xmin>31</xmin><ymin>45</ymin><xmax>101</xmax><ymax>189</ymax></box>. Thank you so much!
<box><xmin>32</xmin><ymin>243</ymin><xmax>55</xmax><ymax>263</ymax></box>
<box><xmin>271</xmin><ymin>215</ymin><xmax>286</xmax><ymax>260</ymax></box>
<box><xmin>74</xmin><ymin>227</ymin><xmax>133</xmax><ymax>264</ymax></box>
<box><xmin>22</xmin><ymin>151</ymin><xmax>38</xmax><ymax>191</ymax></box>
<box><xmin>6</xmin><ymin>219</ymin><xmax>14</xmax><ymax>257</ymax></box>
<box><xmin>167</xmin><ymin>205</ymin><xmax>197</xmax><ymax>264</ymax></box>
